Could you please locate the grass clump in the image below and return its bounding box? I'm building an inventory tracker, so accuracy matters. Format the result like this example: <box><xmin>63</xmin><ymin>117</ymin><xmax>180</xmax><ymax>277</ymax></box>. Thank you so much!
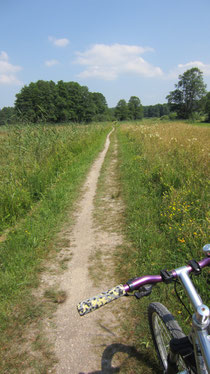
<box><xmin>44</xmin><ymin>288</ymin><xmax>67</xmax><ymax>304</ymax></box>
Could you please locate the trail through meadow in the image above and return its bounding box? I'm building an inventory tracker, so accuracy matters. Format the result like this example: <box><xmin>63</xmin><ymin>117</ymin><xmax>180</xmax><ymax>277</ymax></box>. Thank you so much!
<box><xmin>50</xmin><ymin>129</ymin><xmax>130</xmax><ymax>373</ymax></box>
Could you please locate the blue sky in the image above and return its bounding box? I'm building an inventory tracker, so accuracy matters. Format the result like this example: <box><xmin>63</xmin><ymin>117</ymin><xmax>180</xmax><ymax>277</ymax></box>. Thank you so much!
<box><xmin>1</xmin><ymin>0</ymin><xmax>210</xmax><ymax>108</ymax></box>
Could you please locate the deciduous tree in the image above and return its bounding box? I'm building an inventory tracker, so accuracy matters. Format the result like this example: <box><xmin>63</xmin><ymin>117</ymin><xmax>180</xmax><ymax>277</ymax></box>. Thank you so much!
<box><xmin>204</xmin><ymin>92</ymin><xmax>210</xmax><ymax>122</ymax></box>
<box><xmin>115</xmin><ymin>99</ymin><xmax>129</xmax><ymax>121</ymax></box>
<box><xmin>166</xmin><ymin>68</ymin><xmax>207</xmax><ymax>119</ymax></box>
<box><xmin>128</xmin><ymin>96</ymin><xmax>143</xmax><ymax>120</ymax></box>
<box><xmin>91</xmin><ymin>92</ymin><xmax>108</xmax><ymax>120</ymax></box>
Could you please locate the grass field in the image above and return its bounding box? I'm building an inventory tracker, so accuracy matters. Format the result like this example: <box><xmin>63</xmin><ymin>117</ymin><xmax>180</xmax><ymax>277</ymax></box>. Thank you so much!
<box><xmin>0</xmin><ymin>123</ymin><xmax>110</xmax><ymax>233</ymax></box>
<box><xmin>0</xmin><ymin>120</ymin><xmax>209</xmax><ymax>372</ymax></box>
<box><xmin>0</xmin><ymin>122</ymin><xmax>110</xmax><ymax>371</ymax></box>
<box><xmin>116</xmin><ymin>120</ymin><xmax>209</xmax><ymax>372</ymax></box>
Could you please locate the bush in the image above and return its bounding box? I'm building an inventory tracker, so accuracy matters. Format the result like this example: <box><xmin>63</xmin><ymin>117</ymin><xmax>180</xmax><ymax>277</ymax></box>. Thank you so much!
<box><xmin>160</xmin><ymin>115</ymin><xmax>169</xmax><ymax>121</ymax></box>
<box><xmin>169</xmin><ymin>112</ymin><xmax>177</xmax><ymax>120</ymax></box>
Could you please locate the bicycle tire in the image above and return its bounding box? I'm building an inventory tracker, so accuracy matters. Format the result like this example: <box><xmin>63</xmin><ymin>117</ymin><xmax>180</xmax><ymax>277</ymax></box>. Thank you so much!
<box><xmin>148</xmin><ymin>302</ymin><xmax>188</xmax><ymax>373</ymax></box>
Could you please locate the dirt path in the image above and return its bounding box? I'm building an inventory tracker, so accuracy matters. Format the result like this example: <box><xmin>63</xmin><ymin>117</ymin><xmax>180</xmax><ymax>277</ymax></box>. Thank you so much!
<box><xmin>52</xmin><ymin>129</ymin><xmax>127</xmax><ymax>373</ymax></box>
<box><xmin>1</xmin><ymin>128</ymin><xmax>154</xmax><ymax>374</ymax></box>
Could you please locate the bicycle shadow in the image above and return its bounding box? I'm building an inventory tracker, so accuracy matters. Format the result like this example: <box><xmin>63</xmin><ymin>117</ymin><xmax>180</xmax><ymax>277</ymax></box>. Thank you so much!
<box><xmin>79</xmin><ymin>342</ymin><xmax>161</xmax><ymax>374</ymax></box>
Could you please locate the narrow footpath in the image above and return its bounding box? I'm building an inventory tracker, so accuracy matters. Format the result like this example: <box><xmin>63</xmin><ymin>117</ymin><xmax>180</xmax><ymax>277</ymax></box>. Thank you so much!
<box><xmin>52</xmin><ymin>129</ymin><xmax>127</xmax><ymax>373</ymax></box>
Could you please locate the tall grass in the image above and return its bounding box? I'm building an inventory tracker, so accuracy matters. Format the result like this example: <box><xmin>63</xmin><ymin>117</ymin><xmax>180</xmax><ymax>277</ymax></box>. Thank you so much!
<box><xmin>117</xmin><ymin>121</ymin><xmax>209</xmax><ymax>325</ymax></box>
<box><xmin>0</xmin><ymin>123</ymin><xmax>108</xmax><ymax>233</ymax></box>
<box><xmin>0</xmin><ymin>123</ymin><xmax>110</xmax><ymax>370</ymax></box>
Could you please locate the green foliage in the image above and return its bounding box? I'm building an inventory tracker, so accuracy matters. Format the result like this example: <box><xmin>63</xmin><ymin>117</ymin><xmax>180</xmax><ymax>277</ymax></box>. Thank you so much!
<box><xmin>115</xmin><ymin>99</ymin><xmax>129</xmax><ymax>121</ymax></box>
<box><xmin>166</xmin><ymin>68</ymin><xmax>207</xmax><ymax>119</ymax></box>
<box><xmin>106</xmin><ymin>107</ymin><xmax>116</xmax><ymax>121</ymax></box>
<box><xmin>115</xmin><ymin>96</ymin><xmax>144</xmax><ymax>121</ymax></box>
<box><xmin>204</xmin><ymin>91</ymin><xmax>210</xmax><ymax>122</ymax></box>
<box><xmin>91</xmin><ymin>92</ymin><xmax>108</xmax><ymax>121</ymax></box>
<box><xmin>128</xmin><ymin>96</ymin><xmax>143</xmax><ymax>120</ymax></box>
<box><xmin>15</xmin><ymin>80</ymin><xmax>108</xmax><ymax>123</ymax></box>
<box><xmin>143</xmin><ymin>103</ymin><xmax>170</xmax><ymax>118</ymax></box>
<box><xmin>0</xmin><ymin>107</ymin><xmax>17</xmax><ymax>125</ymax></box>
<box><xmin>160</xmin><ymin>115</ymin><xmax>169</xmax><ymax>121</ymax></box>
<box><xmin>169</xmin><ymin>111</ymin><xmax>178</xmax><ymax>120</ymax></box>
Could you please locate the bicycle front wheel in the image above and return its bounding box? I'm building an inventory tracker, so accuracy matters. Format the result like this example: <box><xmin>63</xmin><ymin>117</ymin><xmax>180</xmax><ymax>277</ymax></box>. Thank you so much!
<box><xmin>148</xmin><ymin>302</ymin><xmax>187</xmax><ymax>372</ymax></box>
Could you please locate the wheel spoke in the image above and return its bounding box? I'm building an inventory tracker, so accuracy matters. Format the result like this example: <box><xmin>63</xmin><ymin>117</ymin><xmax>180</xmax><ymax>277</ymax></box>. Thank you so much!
<box><xmin>153</xmin><ymin>314</ymin><xmax>171</xmax><ymax>368</ymax></box>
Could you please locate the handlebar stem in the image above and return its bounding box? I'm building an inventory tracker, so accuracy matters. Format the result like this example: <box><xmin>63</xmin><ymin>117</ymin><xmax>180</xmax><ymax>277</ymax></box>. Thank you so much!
<box><xmin>175</xmin><ymin>266</ymin><xmax>203</xmax><ymax>311</ymax></box>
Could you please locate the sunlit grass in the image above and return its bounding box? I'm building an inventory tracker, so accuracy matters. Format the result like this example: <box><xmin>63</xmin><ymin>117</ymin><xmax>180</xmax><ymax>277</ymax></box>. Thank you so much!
<box><xmin>0</xmin><ymin>122</ymin><xmax>110</xmax><ymax>372</ymax></box>
<box><xmin>0</xmin><ymin>123</ymin><xmax>109</xmax><ymax>233</ymax></box>
<box><xmin>117</xmin><ymin>120</ymin><xmax>209</xmax><ymax>319</ymax></box>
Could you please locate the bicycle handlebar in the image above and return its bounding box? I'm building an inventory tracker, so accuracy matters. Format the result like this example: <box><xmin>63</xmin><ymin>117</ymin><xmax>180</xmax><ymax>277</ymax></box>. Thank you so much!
<box><xmin>123</xmin><ymin>257</ymin><xmax>210</xmax><ymax>293</ymax></box>
<box><xmin>77</xmin><ymin>257</ymin><xmax>210</xmax><ymax>316</ymax></box>
<box><xmin>77</xmin><ymin>284</ymin><xmax>126</xmax><ymax>316</ymax></box>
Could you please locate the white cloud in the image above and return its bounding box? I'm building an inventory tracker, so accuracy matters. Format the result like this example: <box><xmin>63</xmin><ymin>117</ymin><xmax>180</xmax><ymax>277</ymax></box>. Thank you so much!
<box><xmin>178</xmin><ymin>61</ymin><xmax>210</xmax><ymax>76</ymax></box>
<box><xmin>45</xmin><ymin>59</ymin><xmax>59</xmax><ymax>67</ymax></box>
<box><xmin>0</xmin><ymin>51</ymin><xmax>22</xmax><ymax>85</ymax></box>
<box><xmin>75</xmin><ymin>43</ymin><xmax>163</xmax><ymax>80</ymax></box>
<box><xmin>167</xmin><ymin>61</ymin><xmax>210</xmax><ymax>80</ymax></box>
<box><xmin>48</xmin><ymin>36</ymin><xmax>69</xmax><ymax>47</ymax></box>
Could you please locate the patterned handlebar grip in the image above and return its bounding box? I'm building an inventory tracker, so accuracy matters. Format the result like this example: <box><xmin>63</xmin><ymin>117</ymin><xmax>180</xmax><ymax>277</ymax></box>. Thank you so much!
<box><xmin>77</xmin><ymin>284</ymin><xmax>126</xmax><ymax>316</ymax></box>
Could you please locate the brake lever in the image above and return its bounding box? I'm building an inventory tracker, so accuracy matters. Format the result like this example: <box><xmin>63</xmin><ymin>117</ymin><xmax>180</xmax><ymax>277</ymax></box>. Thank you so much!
<box><xmin>134</xmin><ymin>284</ymin><xmax>153</xmax><ymax>299</ymax></box>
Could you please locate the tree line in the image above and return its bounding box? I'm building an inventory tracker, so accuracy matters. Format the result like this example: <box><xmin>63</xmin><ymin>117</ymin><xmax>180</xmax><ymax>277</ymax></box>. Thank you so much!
<box><xmin>143</xmin><ymin>103</ymin><xmax>170</xmax><ymax>118</ymax></box>
<box><xmin>15</xmin><ymin>80</ymin><xmax>109</xmax><ymax>123</ymax></box>
<box><xmin>111</xmin><ymin>68</ymin><xmax>210</xmax><ymax>122</ymax></box>
<box><xmin>114</xmin><ymin>96</ymin><xmax>144</xmax><ymax>121</ymax></box>
<box><xmin>0</xmin><ymin>67</ymin><xmax>210</xmax><ymax>125</ymax></box>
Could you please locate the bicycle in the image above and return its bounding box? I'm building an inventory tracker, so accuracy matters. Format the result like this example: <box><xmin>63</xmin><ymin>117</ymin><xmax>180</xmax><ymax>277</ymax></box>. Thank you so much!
<box><xmin>77</xmin><ymin>245</ymin><xmax>210</xmax><ymax>374</ymax></box>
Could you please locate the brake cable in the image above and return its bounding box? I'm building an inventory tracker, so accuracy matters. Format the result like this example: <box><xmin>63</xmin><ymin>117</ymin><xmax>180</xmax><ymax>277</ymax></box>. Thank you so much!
<box><xmin>174</xmin><ymin>279</ymin><xmax>192</xmax><ymax>317</ymax></box>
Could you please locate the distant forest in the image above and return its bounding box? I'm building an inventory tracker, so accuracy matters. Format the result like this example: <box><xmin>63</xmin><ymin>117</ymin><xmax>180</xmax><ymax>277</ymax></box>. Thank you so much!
<box><xmin>0</xmin><ymin>82</ymin><xmax>171</xmax><ymax>126</ymax></box>
<box><xmin>1</xmin><ymin>68</ymin><xmax>210</xmax><ymax>125</ymax></box>
<box><xmin>0</xmin><ymin>80</ymin><xmax>172</xmax><ymax>125</ymax></box>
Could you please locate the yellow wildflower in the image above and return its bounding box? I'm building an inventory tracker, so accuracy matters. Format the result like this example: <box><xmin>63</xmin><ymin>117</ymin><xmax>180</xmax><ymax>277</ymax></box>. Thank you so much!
<box><xmin>178</xmin><ymin>238</ymin><xmax>185</xmax><ymax>243</ymax></box>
